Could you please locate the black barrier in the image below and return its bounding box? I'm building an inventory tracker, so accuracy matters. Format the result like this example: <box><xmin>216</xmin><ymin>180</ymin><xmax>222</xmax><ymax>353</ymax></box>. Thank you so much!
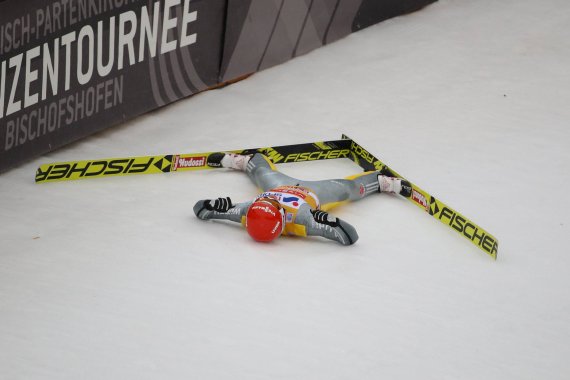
<box><xmin>0</xmin><ymin>0</ymin><xmax>225</xmax><ymax>173</ymax></box>
<box><xmin>220</xmin><ymin>0</ymin><xmax>436</xmax><ymax>81</ymax></box>
<box><xmin>354</xmin><ymin>0</ymin><xmax>437</xmax><ymax>30</ymax></box>
<box><xmin>0</xmin><ymin>0</ymin><xmax>435</xmax><ymax>173</ymax></box>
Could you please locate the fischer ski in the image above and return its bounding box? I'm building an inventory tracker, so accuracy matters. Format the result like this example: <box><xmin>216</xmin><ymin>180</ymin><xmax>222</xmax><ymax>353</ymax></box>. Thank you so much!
<box><xmin>35</xmin><ymin>139</ymin><xmax>353</xmax><ymax>183</ymax></box>
<box><xmin>35</xmin><ymin>134</ymin><xmax>498</xmax><ymax>259</ymax></box>
<box><xmin>343</xmin><ymin>135</ymin><xmax>498</xmax><ymax>259</ymax></box>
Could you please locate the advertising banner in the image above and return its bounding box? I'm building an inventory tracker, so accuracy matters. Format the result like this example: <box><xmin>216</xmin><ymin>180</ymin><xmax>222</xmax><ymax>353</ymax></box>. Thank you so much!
<box><xmin>1</xmin><ymin>0</ymin><xmax>436</xmax><ymax>173</ymax></box>
<box><xmin>0</xmin><ymin>0</ymin><xmax>226</xmax><ymax>172</ymax></box>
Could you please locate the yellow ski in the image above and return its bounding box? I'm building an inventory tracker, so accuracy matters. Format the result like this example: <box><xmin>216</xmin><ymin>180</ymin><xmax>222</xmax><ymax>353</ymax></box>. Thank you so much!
<box><xmin>35</xmin><ymin>139</ymin><xmax>352</xmax><ymax>183</ymax></box>
<box><xmin>36</xmin><ymin>134</ymin><xmax>498</xmax><ymax>259</ymax></box>
<box><xmin>344</xmin><ymin>135</ymin><xmax>498</xmax><ymax>259</ymax></box>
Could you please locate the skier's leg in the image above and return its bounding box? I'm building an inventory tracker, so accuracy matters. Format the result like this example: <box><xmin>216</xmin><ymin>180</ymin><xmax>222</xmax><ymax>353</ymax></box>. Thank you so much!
<box><xmin>245</xmin><ymin>154</ymin><xmax>301</xmax><ymax>191</ymax></box>
<box><xmin>293</xmin><ymin>171</ymin><xmax>411</xmax><ymax>211</ymax></box>
<box><xmin>293</xmin><ymin>171</ymin><xmax>380</xmax><ymax>210</ymax></box>
<box><xmin>246</xmin><ymin>155</ymin><xmax>408</xmax><ymax>209</ymax></box>
<box><xmin>207</xmin><ymin>152</ymin><xmax>298</xmax><ymax>190</ymax></box>
<box><xmin>208</xmin><ymin>152</ymin><xmax>410</xmax><ymax>209</ymax></box>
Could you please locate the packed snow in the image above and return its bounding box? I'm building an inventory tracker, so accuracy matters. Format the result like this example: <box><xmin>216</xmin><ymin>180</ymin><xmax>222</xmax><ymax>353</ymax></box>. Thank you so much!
<box><xmin>1</xmin><ymin>0</ymin><xmax>570</xmax><ymax>379</ymax></box>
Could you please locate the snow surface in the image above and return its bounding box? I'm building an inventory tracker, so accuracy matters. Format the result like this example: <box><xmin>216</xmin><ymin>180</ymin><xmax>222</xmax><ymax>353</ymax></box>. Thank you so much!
<box><xmin>2</xmin><ymin>0</ymin><xmax>570</xmax><ymax>379</ymax></box>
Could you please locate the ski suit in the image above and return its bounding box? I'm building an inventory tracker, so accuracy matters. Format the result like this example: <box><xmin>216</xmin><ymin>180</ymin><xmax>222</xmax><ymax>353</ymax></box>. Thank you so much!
<box><xmin>193</xmin><ymin>153</ymin><xmax>382</xmax><ymax>245</ymax></box>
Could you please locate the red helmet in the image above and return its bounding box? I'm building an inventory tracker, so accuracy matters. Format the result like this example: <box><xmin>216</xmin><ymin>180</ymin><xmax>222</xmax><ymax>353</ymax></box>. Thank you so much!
<box><xmin>246</xmin><ymin>197</ymin><xmax>285</xmax><ymax>242</ymax></box>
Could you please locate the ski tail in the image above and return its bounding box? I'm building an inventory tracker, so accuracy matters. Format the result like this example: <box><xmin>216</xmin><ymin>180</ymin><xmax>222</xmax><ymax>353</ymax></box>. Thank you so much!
<box><xmin>35</xmin><ymin>139</ymin><xmax>353</xmax><ymax>183</ymax></box>
<box><xmin>343</xmin><ymin>134</ymin><xmax>499</xmax><ymax>260</ymax></box>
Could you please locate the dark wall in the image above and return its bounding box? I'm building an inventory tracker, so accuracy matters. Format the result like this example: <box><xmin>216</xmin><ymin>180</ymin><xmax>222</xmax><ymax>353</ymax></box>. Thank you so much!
<box><xmin>0</xmin><ymin>0</ymin><xmax>436</xmax><ymax>173</ymax></box>
<box><xmin>0</xmin><ymin>0</ymin><xmax>225</xmax><ymax>172</ymax></box>
<box><xmin>221</xmin><ymin>0</ymin><xmax>436</xmax><ymax>81</ymax></box>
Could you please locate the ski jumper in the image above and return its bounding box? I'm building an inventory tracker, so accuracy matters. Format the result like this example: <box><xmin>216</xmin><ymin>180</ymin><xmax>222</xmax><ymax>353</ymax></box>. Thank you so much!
<box><xmin>194</xmin><ymin>153</ymin><xmax>383</xmax><ymax>245</ymax></box>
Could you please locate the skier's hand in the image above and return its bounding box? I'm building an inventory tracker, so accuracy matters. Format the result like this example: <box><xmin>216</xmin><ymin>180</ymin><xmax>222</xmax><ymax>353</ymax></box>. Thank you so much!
<box><xmin>194</xmin><ymin>197</ymin><xmax>233</xmax><ymax>220</ymax></box>
<box><xmin>310</xmin><ymin>209</ymin><xmax>358</xmax><ymax>245</ymax></box>
<box><xmin>310</xmin><ymin>210</ymin><xmax>339</xmax><ymax>227</ymax></box>
<box><xmin>205</xmin><ymin>197</ymin><xmax>233</xmax><ymax>212</ymax></box>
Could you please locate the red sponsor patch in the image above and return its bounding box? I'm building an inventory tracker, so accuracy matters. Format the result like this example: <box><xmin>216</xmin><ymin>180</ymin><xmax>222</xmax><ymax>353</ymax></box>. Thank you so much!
<box><xmin>174</xmin><ymin>156</ymin><xmax>206</xmax><ymax>169</ymax></box>
<box><xmin>412</xmin><ymin>190</ymin><xmax>429</xmax><ymax>211</ymax></box>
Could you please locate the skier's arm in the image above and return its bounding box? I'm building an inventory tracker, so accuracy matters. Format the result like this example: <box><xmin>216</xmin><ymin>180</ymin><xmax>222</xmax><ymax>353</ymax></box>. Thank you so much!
<box><xmin>296</xmin><ymin>206</ymin><xmax>359</xmax><ymax>245</ymax></box>
<box><xmin>193</xmin><ymin>197</ymin><xmax>251</xmax><ymax>224</ymax></box>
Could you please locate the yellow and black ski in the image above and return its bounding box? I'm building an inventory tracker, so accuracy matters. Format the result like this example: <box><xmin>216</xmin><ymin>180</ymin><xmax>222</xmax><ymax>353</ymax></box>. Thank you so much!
<box><xmin>343</xmin><ymin>135</ymin><xmax>498</xmax><ymax>259</ymax></box>
<box><xmin>35</xmin><ymin>139</ymin><xmax>353</xmax><ymax>183</ymax></box>
<box><xmin>36</xmin><ymin>134</ymin><xmax>498</xmax><ymax>259</ymax></box>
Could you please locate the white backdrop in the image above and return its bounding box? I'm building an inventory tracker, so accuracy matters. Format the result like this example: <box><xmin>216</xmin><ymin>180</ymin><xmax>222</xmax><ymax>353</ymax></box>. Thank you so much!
<box><xmin>2</xmin><ymin>0</ymin><xmax>570</xmax><ymax>379</ymax></box>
